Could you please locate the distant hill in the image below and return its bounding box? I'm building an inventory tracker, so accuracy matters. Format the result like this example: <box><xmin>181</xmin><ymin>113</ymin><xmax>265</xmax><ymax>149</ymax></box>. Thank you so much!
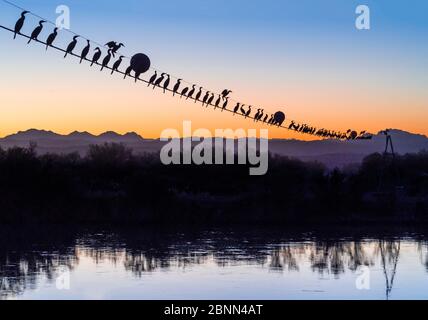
<box><xmin>1</xmin><ymin>129</ymin><xmax>427</xmax><ymax>168</ymax></box>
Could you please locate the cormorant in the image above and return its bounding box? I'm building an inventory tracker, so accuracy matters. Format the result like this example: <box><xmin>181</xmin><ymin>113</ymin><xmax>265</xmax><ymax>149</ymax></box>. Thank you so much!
<box><xmin>105</xmin><ymin>41</ymin><xmax>125</xmax><ymax>57</ymax></box>
<box><xmin>254</xmin><ymin>109</ymin><xmax>261</xmax><ymax>122</ymax></box>
<box><xmin>180</xmin><ymin>87</ymin><xmax>189</xmax><ymax>98</ymax></box>
<box><xmin>163</xmin><ymin>74</ymin><xmax>170</xmax><ymax>93</ymax></box>
<box><xmin>45</xmin><ymin>27</ymin><xmax>58</xmax><ymax>50</ymax></box>
<box><xmin>233</xmin><ymin>103</ymin><xmax>240</xmax><ymax>115</ymax></box>
<box><xmin>80</xmin><ymin>40</ymin><xmax>90</xmax><ymax>63</ymax></box>
<box><xmin>240</xmin><ymin>104</ymin><xmax>246</xmax><ymax>116</ymax></box>
<box><xmin>90</xmin><ymin>47</ymin><xmax>102</xmax><ymax>66</ymax></box>
<box><xmin>258</xmin><ymin>109</ymin><xmax>264</xmax><ymax>121</ymax></box>
<box><xmin>214</xmin><ymin>95</ymin><xmax>221</xmax><ymax>109</ymax></box>
<box><xmin>221</xmin><ymin>89</ymin><xmax>232</xmax><ymax>99</ymax></box>
<box><xmin>14</xmin><ymin>11</ymin><xmax>29</xmax><ymax>40</ymax></box>
<box><xmin>124</xmin><ymin>65</ymin><xmax>132</xmax><ymax>79</ymax></box>
<box><xmin>154</xmin><ymin>73</ymin><xmax>166</xmax><ymax>89</ymax></box>
<box><xmin>195</xmin><ymin>87</ymin><xmax>203</xmax><ymax>103</ymax></box>
<box><xmin>187</xmin><ymin>85</ymin><xmax>196</xmax><ymax>100</ymax></box>
<box><xmin>263</xmin><ymin>114</ymin><xmax>269</xmax><ymax>123</ymax></box>
<box><xmin>111</xmin><ymin>56</ymin><xmax>124</xmax><ymax>74</ymax></box>
<box><xmin>64</xmin><ymin>35</ymin><xmax>79</xmax><ymax>58</ymax></box>
<box><xmin>268</xmin><ymin>114</ymin><xmax>274</xmax><ymax>124</ymax></box>
<box><xmin>172</xmin><ymin>79</ymin><xmax>182</xmax><ymax>96</ymax></box>
<box><xmin>222</xmin><ymin>97</ymin><xmax>229</xmax><ymax>111</ymax></box>
<box><xmin>101</xmin><ymin>49</ymin><xmax>112</xmax><ymax>71</ymax></box>
<box><xmin>28</xmin><ymin>20</ymin><xmax>46</xmax><ymax>44</ymax></box>
<box><xmin>245</xmin><ymin>106</ymin><xmax>252</xmax><ymax>118</ymax></box>
<box><xmin>202</xmin><ymin>91</ymin><xmax>210</xmax><ymax>106</ymax></box>
<box><xmin>147</xmin><ymin>71</ymin><xmax>157</xmax><ymax>87</ymax></box>
<box><xmin>206</xmin><ymin>93</ymin><xmax>215</xmax><ymax>107</ymax></box>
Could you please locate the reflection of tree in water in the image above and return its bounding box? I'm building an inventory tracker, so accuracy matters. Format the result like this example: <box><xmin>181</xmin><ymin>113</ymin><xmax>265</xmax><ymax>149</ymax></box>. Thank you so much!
<box><xmin>1</xmin><ymin>227</ymin><xmax>428</xmax><ymax>299</ymax></box>
<box><xmin>0</xmin><ymin>227</ymin><xmax>78</xmax><ymax>299</ymax></box>
<box><xmin>376</xmin><ymin>240</ymin><xmax>401</xmax><ymax>300</ymax></box>
<box><xmin>308</xmin><ymin>242</ymin><xmax>374</xmax><ymax>277</ymax></box>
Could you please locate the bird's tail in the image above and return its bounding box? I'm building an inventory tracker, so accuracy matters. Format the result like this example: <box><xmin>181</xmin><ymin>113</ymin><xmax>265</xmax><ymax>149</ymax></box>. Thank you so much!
<box><xmin>27</xmin><ymin>38</ymin><xmax>31</xmax><ymax>44</ymax></box>
<box><xmin>13</xmin><ymin>32</ymin><xmax>17</xmax><ymax>40</ymax></box>
<box><xmin>80</xmin><ymin>58</ymin><xmax>83</xmax><ymax>64</ymax></box>
<box><xmin>64</xmin><ymin>52</ymin><xmax>68</xmax><ymax>58</ymax></box>
<box><xmin>124</xmin><ymin>73</ymin><xmax>127</xmax><ymax>79</ymax></box>
<box><xmin>100</xmin><ymin>66</ymin><xmax>104</xmax><ymax>71</ymax></box>
<box><xmin>45</xmin><ymin>45</ymin><xmax>48</xmax><ymax>51</ymax></box>
<box><xmin>111</xmin><ymin>69</ymin><xmax>114</xmax><ymax>75</ymax></box>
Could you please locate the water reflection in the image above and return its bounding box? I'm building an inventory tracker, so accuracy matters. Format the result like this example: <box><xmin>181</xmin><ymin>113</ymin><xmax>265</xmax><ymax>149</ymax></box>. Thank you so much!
<box><xmin>1</xmin><ymin>226</ymin><xmax>428</xmax><ymax>299</ymax></box>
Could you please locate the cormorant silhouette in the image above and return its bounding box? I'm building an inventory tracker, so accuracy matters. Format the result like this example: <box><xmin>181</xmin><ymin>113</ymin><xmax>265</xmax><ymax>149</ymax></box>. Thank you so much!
<box><xmin>195</xmin><ymin>87</ymin><xmax>203</xmax><ymax>103</ymax></box>
<box><xmin>214</xmin><ymin>95</ymin><xmax>222</xmax><ymax>109</ymax></box>
<box><xmin>101</xmin><ymin>49</ymin><xmax>112</xmax><ymax>71</ymax></box>
<box><xmin>187</xmin><ymin>85</ymin><xmax>196</xmax><ymax>100</ymax></box>
<box><xmin>233</xmin><ymin>103</ymin><xmax>240</xmax><ymax>115</ymax></box>
<box><xmin>263</xmin><ymin>114</ymin><xmax>269</xmax><ymax>123</ymax></box>
<box><xmin>221</xmin><ymin>89</ymin><xmax>232</xmax><ymax>99</ymax></box>
<box><xmin>28</xmin><ymin>20</ymin><xmax>46</xmax><ymax>44</ymax></box>
<box><xmin>14</xmin><ymin>11</ymin><xmax>29</xmax><ymax>40</ymax></box>
<box><xmin>105</xmin><ymin>41</ymin><xmax>125</xmax><ymax>57</ymax></box>
<box><xmin>172</xmin><ymin>79</ymin><xmax>182</xmax><ymax>96</ymax></box>
<box><xmin>147</xmin><ymin>71</ymin><xmax>157</xmax><ymax>87</ymax></box>
<box><xmin>45</xmin><ymin>27</ymin><xmax>58</xmax><ymax>50</ymax></box>
<box><xmin>90</xmin><ymin>47</ymin><xmax>102</xmax><ymax>66</ymax></box>
<box><xmin>206</xmin><ymin>93</ymin><xmax>215</xmax><ymax>107</ymax></box>
<box><xmin>240</xmin><ymin>104</ymin><xmax>246</xmax><ymax>116</ymax></box>
<box><xmin>258</xmin><ymin>109</ymin><xmax>264</xmax><ymax>121</ymax></box>
<box><xmin>111</xmin><ymin>56</ymin><xmax>124</xmax><ymax>74</ymax></box>
<box><xmin>180</xmin><ymin>87</ymin><xmax>189</xmax><ymax>99</ymax></box>
<box><xmin>163</xmin><ymin>74</ymin><xmax>170</xmax><ymax>93</ymax></box>
<box><xmin>202</xmin><ymin>91</ymin><xmax>210</xmax><ymax>106</ymax></box>
<box><xmin>222</xmin><ymin>97</ymin><xmax>229</xmax><ymax>111</ymax></box>
<box><xmin>80</xmin><ymin>40</ymin><xmax>90</xmax><ymax>63</ymax></box>
<box><xmin>254</xmin><ymin>109</ymin><xmax>261</xmax><ymax>122</ymax></box>
<box><xmin>245</xmin><ymin>106</ymin><xmax>252</xmax><ymax>118</ymax></box>
<box><xmin>268</xmin><ymin>114</ymin><xmax>274</xmax><ymax>125</ymax></box>
<box><xmin>64</xmin><ymin>35</ymin><xmax>79</xmax><ymax>58</ymax></box>
<box><xmin>124</xmin><ymin>65</ymin><xmax>132</xmax><ymax>79</ymax></box>
<box><xmin>154</xmin><ymin>73</ymin><xmax>166</xmax><ymax>90</ymax></box>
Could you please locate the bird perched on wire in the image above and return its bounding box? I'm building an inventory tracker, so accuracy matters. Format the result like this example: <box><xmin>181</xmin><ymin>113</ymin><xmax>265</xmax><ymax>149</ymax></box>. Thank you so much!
<box><xmin>195</xmin><ymin>87</ymin><xmax>203</xmax><ymax>103</ymax></box>
<box><xmin>124</xmin><ymin>65</ymin><xmax>132</xmax><ymax>79</ymax></box>
<box><xmin>105</xmin><ymin>41</ymin><xmax>125</xmax><ymax>57</ymax></box>
<box><xmin>45</xmin><ymin>27</ymin><xmax>58</xmax><ymax>50</ymax></box>
<box><xmin>154</xmin><ymin>73</ymin><xmax>166</xmax><ymax>90</ymax></box>
<box><xmin>147</xmin><ymin>71</ymin><xmax>157</xmax><ymax>87</ymax></box>
<box><xmin>202</xmin><ymin>91</ymin><xmax>210</xmax><ymax>106</ymax></box>
<box><xmin>214</xmin><ymin>95</ymin><xmax>222</xmax><ymax>109</ymax></box>
<box><xmin>28</xmin><ymin>20</ymin><xmax>46</xmax><ymax>44</ymax></box>
<box><xmin>90</xmin><ymin>47</ymin><xmax>102</xmax><ymax>66</ymax></box>
<box><xmin>101</xmin><ymin>49</ymin><xmax>113</xmax><ymax>71</ymax></box>
<box><xmin>111</xmin><ymin>56</ymin><xmax>124</xmax><ymax>75</ymax></box>
<box><xmin>222</xmin><ymin>97</ymin><xmax>229</xmax><ymax>112</ymax></box>
<box><xmin>64</xmin><ymin>35</ymin><xmax>79</xmax><ymax>58</ymax></box>
<box><xmin>180</xmin><ymin>87</ymin><xmax>189</xmax><ymax>99</ymax></box>
<box><xmin>172</xmin><ymin>79</ymin><xmax>182</xmax><ymax>96</ymax></box>
<box><xmin>233</xmin><ymin>103</ymin><xmax>240</xmax><ymax>115</ymax></box>
<box><xmin>14</xmin><ymin>11</ymin><xmax>30</xmax><ymax>39</ymax></box>
<box><xmin>206</xmin><ymin>93</ymin><xmax>215</xmax><ymax>107</ymax></box>
<box><xmin>221</xmin><ymin>89</ymin><xmax>232</xmax><ymax>100</ymax></box>
<box><xmin>245</xmin><ymin>106</ymin><xmax>252</xmax><ymax>118</ymax></box>
<box><xmin>187</xmin><ymin>85</ymin><xmax>196</xmax><ymax>100</ymax></box>
<box><xmin>80</xmin><ymin>40</ymin><xmax>91</xmax><ymax>63</ymax></box>
<box><xmin>163</xmin><ymin>74</ymin><xmax>171</xmax><ymax>93</ymax></box>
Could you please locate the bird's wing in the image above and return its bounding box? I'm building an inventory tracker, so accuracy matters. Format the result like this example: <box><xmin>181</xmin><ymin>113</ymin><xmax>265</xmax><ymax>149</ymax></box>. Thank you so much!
<box><xmin>105</xmin><ymin>41</ymin><xmax>115</xmax><ymax>47</ymax></box>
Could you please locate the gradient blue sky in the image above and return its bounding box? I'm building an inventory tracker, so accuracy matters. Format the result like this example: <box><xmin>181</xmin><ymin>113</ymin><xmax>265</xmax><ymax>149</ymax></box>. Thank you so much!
<box><xmin>0</xmin><ymin>0</ymin><xmax>427</xmax><ymax>138</ymax></box>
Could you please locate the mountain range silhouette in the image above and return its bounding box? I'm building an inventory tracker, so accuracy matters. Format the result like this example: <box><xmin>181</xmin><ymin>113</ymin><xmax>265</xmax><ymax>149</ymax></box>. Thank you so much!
<box><xmin>1</xmin><ymin>129</ymin><xmax>427</xmax><ymax>168</ymax></box>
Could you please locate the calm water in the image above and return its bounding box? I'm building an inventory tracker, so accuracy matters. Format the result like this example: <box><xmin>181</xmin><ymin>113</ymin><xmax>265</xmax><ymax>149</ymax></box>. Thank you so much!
<box><xmin>1</xmin><ymin>226</ymin><xmax>428</xmax><ymax>300</ymax></box>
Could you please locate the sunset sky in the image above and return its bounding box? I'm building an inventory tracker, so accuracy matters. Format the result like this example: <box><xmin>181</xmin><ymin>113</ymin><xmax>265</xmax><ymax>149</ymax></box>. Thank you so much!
<box><xmin>0</xmin><ymin>0</ymin><xmax>427</xmax><ymax>139</ymax></box>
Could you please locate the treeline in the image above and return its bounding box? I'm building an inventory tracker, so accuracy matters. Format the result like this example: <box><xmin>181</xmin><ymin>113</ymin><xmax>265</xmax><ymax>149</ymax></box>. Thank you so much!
<box><xmin>0</xmin><ymin>143</ymin><xmax>427</xmax><ymax>224</ymax></box>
